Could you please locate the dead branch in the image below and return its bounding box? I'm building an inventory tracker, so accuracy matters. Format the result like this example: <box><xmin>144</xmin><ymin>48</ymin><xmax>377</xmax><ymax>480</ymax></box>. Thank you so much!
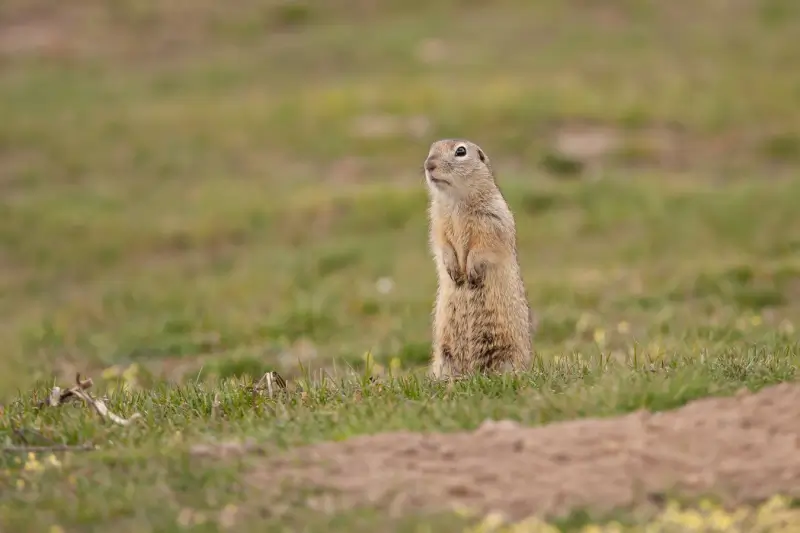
<box><xmin>35</xmin><ymin>373</ymin><xmax>93</xmax><ymax>409</ymax></box>
<box><xmin>36</xmin><ymin>373</ymin><xmax>143</xmax><ymax>426</ymax></box>
<box><xmin>1</xmin><ymin>444</ymin><xmax>96</xmax><ymax>453</ymax></box>
<box><xmin>252</xmin><ymin>371</ymin><xmax>288</xmax><ymax>399</ymax></box>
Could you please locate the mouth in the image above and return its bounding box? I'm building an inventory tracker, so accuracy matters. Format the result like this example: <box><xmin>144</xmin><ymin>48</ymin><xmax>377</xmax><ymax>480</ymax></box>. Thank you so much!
<box><xmin>425</xmin><ymin>171</ymin><xmax>450</xmax><ymax>187</ymax></box>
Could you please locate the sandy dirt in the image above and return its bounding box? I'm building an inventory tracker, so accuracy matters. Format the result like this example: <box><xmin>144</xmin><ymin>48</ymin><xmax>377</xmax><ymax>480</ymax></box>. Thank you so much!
<box><xmin>246</xmin><ymin>382</ymin><xmax>800</xmax><ymax>521</ymax></box>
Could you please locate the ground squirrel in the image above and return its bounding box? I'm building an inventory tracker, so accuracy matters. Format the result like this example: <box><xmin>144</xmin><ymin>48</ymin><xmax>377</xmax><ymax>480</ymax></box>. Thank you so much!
<box><xmin>424</xmin><ymin>138</ymin><xmax>533</xmax><ymax>379</ymax></box>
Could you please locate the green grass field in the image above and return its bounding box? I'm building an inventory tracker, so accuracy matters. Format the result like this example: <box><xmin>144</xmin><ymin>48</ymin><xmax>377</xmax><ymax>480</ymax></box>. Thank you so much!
<box><xmin>2</xmin><ymin>1</ymin><xmax>800</xmax><ymax>531</ymax></box>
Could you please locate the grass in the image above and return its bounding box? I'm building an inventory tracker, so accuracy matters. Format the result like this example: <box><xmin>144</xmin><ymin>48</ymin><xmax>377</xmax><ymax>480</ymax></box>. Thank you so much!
<box><xmin>2</xmin><ymin>347</ymin><xmax>799</xmax><ymax>532</ymax></box>
<box><xmin>1</xmin><ymin>0</ymin><xmax>800</xmax><ymax>530</ymax></box>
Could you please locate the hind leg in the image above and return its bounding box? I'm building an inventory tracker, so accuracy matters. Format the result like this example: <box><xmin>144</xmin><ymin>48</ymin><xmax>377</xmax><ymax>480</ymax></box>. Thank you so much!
<box><xmin>496</xmin><ymin>355</ymin><xmax>529</xmax><ymax>375</ymax></box>
<box><xmin>430</xmin><ymin>344</ymin><xmax>457</xmax><ymax>379</ymax></box>
<box><xmin>430</xmin><ymin>350</ymin><xmax>447</xmax><ymax>379</ymax></box>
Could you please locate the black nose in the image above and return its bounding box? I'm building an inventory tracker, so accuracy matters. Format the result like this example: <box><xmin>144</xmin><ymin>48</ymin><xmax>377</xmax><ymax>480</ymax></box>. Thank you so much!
<box><xmin>425</xmin><ymin>158</ymin><xmax>438</xmax><ymax>172</ymax></box>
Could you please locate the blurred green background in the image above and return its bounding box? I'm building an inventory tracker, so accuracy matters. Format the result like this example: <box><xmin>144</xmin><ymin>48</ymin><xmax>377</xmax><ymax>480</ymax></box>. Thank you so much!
<box><xmin>2</xmin><ymin>0</ymin><xmax>799</xmax><ymax>398</ymax></box>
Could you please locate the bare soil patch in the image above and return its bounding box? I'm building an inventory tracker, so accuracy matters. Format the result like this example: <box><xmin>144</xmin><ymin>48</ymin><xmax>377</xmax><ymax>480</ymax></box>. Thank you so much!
<box><xmin>247</xmin><ymin>382</ymin><xmax>800</xmax><ymax>521</ymax></box>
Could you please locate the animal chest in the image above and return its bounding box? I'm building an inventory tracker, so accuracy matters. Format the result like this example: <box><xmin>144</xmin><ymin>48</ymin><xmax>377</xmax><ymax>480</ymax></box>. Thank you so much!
<box><xmin>445</xmin><ymin>217</ymin><xmax>476</xmax><ymax>272</ymax></box>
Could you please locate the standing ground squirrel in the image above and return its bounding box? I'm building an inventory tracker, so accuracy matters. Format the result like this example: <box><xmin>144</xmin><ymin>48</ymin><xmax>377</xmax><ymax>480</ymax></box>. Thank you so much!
<box><xmin>424</xmin><ymin>139</ymin><xmax>533</xmax><ymax>378</ymax></box>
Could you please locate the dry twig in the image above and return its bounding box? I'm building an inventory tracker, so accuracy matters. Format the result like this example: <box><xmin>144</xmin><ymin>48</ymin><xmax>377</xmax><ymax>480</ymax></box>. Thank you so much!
<box><xmin>2</xmin><ymin>444</ymin><xmax>96</xmax><ymax>453</ymax></box>
<box><xmin>212</xmin><ymin>392</ymin><xmax>222</xmax><ymax>417</ymax></box>
<box><xmin>252</xmin><ymin>371</ymin><xmax>288</xmax><ymax>399</ymax></box>
<box><xmin>3</xmin><ymin>423</ymin><xmax>96</xmax><ymax>454</ymax></box>
<box><xmin>36</xmin><ymin>373</ymin><xmax>143</xmax><ymax>426</ymax></box>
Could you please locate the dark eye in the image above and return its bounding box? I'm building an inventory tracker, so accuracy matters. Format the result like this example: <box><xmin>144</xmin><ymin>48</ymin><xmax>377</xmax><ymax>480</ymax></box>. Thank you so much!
<box><xmin>454</xmin><ymin>145</ymin><xmax>467</xmax><ymax>157</ymax></box>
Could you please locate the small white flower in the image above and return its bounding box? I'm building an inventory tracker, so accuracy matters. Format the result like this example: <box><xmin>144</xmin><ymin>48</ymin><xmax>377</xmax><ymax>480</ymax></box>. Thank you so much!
<box><xmin>376</xmin><ymin>277</ymin><xmax>394</xmax><ymax>294</ymax></box>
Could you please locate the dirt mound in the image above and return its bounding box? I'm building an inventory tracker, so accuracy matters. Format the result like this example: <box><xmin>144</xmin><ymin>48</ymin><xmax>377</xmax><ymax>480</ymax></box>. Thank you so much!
<box><xmin>248</xmin><ymin>382</ymin><xmax>800</xmax><ymax>521</ymax></box>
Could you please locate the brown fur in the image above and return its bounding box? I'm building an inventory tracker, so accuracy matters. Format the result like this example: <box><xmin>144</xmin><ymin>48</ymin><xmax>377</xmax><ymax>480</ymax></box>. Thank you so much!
<box><xmin>424</xmin><ymin>139</ymin><xmax>533</xmax><ymax>379</ymax></box>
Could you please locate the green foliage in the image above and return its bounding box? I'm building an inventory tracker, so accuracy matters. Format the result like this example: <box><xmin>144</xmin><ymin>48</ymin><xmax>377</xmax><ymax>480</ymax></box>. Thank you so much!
<box><xmin>1</xmin><ymin>0</ymin><xmax>799</xmax><ymax>530</ymax></box>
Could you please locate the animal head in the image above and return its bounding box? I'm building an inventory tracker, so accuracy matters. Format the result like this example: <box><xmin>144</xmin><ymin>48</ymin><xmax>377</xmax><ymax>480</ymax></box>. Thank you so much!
<box><xmin>423</xmin><ymin>139</ymin><xmax>495</xmax><ymax>202</ymax></box>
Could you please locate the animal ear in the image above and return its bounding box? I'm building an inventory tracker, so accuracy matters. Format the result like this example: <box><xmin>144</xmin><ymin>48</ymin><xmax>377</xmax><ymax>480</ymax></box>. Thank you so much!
<box><xmin>477</xmin><ymin>148</ymin><xmax>486</xmax><ymax>162</ymax></box>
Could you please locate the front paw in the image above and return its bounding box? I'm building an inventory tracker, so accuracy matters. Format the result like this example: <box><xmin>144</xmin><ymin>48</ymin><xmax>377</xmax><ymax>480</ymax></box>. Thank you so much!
<box><xmin>442</xmin><ymin>246</ymin><xmax>465</xmax><ymax>287</ymax></box>
<box><xmin>447</xmin><ymin>264</ymin><xmax>466</xmax><ymax>287</ymax></box>
<box><xmin>467</xmin><ymin>260</ymin><xmax>487</xmax><ymax>289</ymax></box>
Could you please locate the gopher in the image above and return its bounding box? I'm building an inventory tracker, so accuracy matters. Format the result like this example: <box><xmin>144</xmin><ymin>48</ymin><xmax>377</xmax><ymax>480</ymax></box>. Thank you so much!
<box><xmin>424</xmin><ymin>139</ymin><xmax>533</xmax><ymax>379</ymax></box>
